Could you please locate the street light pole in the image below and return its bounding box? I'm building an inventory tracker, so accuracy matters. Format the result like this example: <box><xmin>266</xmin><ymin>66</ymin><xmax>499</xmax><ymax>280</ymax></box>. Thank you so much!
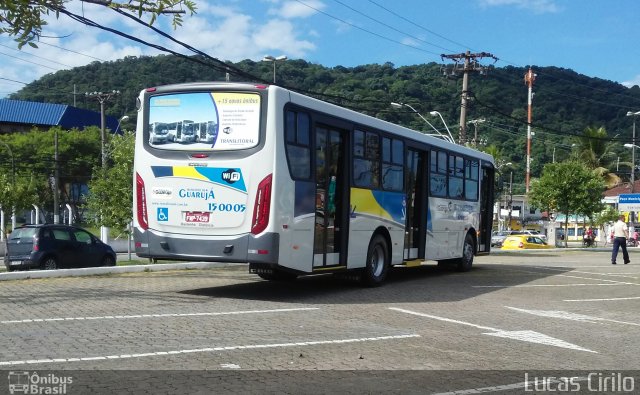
<box><xmin>429</xmin><ymin>111</ymin><xmax>455</xmax><ymax>143</ymax></box>
<box><xmin>507</xmin><ymin>171</ymin><xmax>513</xmax><ymax>230</ymax></box>
<box><xmin>390</xmin><ymin>102</ymin><xmax>453</xmax><ymax>143</ymax></box>
<box><xmin>262</xmin><ymin>55</ymin><xmax>287</xmax><ymax>84</ymax></box>
<box><xmin>628</xmin><ymin>111</ymin><xmax>640</xmax><ymax>193</ymax></box>
<box><xmin>115</xmin><ymin>115</ymin><xmax>129</xmax><ymax>134</ymax></box>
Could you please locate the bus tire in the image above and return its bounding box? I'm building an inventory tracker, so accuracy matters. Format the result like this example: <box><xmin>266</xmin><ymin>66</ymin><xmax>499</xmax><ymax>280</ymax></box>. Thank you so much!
<box><xmin>258</xmin><ymin>269</ymin><xmax>297</xmax><ymax>282</ymax></box>
<box><xmin>456</xmin><ymin>233</ymin><xmax>475</xmax><ymax>272</ymax></box>
<box><xmin>361</xmin><ymin>235</ymin><xmax>389</xmax><ymax>287</ymax></box>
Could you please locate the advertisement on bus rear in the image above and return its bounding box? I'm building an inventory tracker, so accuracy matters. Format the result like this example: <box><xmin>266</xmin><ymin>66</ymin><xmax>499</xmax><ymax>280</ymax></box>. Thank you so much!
<box><xmin>147</xmin><ymin>91</ymin><xmax>260</xmax><ymax>151</ymax></box>
<box><xmin>148</xmin><ymin>166</ymin><xmax>248</xmax><ymax>229</ymax></box>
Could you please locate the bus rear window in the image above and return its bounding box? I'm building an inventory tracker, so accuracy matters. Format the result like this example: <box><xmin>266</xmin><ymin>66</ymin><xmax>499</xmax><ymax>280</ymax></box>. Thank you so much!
<box><xmin>147</xmin><ymin>91</ymin><xmax>261</xmax><ymax>151</ymax></box>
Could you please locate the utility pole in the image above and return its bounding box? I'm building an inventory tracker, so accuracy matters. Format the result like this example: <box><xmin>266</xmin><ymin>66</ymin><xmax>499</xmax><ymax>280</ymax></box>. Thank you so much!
<box><xmin>85</xmin><ymin>90</ymin><xmax>119</xmax><ymax>243</ymax></box>
<box><xmin>524</xmin><ymin>67</ymin><xmax>536</xmax><ymax>193</ymax></box>
<box><xmin>441</xmin><ymin>51</ymin><xmax>498</xmax><ymax>144</ymax></box>
<box><xmin>507</xmin><ymin>171</ymin><xmax>513</xmax><ymax>230</ymax></box>
<box><xmin>54</xmin><ymin>131</ymin><xmax>60</xmax><ymax>224</ymax></box>
<box><xmin>85</xmin><ymin>90</ymin><xmax>120</xmax><ymax>169</ymax></box>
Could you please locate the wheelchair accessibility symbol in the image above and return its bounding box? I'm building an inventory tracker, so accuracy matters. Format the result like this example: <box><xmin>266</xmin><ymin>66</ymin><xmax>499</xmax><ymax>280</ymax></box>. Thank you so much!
<box><xmin>157</xmin><ymin>207</ymin><xmax>168</xmax><ymax>222</ymax></box>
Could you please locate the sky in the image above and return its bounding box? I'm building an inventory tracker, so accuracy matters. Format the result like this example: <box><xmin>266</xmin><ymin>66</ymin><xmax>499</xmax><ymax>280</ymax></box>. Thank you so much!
<box><xmin>1</xmin><ymin>0</ymin><xmax>640</xmax><ymax>100</ymax></box>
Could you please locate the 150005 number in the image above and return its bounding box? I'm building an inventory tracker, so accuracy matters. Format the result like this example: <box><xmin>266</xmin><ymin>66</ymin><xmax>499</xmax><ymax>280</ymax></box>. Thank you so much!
<box><xmin>207</xmin><ymin>203</ymin><xmax>246</xmax><ymax>212</ymax></box>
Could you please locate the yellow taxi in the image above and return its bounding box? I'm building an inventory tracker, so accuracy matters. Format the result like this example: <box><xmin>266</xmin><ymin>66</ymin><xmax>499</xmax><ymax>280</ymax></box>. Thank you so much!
<box><xmin>500</xmin><ymin>234</ymin><xmax>552</xmax><ymax>250</ymax></box>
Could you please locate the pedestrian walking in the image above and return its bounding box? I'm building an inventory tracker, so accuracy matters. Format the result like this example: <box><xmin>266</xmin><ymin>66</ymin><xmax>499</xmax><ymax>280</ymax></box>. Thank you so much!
<box><xmin>611</xmin><ymin>215</ymin><xmax>630</xmax><ymax>265</ymax></box>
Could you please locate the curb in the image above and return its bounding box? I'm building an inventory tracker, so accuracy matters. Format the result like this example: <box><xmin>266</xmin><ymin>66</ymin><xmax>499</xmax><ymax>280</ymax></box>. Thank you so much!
<box><xmin>0</xmin><ymin>261</ymin><xmax>244</xmax><ymax>281</ymax></box>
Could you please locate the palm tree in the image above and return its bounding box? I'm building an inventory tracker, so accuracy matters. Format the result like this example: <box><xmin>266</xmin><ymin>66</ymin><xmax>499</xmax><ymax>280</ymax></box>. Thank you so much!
<box><xmin>572</xmin><ymin>126</ymin><xmax>621</xmax><ymax>188</ymax></box>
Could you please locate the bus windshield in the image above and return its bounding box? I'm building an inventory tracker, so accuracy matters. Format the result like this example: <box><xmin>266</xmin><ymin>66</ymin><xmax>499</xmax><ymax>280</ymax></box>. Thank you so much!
<box><xmin>147</xmin><ymin>91</ymin><xmax>261</xmax><ymax>151</ymax></box>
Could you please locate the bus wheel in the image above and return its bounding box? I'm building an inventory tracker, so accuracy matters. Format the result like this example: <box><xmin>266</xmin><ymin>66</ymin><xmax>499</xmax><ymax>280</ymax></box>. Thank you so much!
<box><xmin>258</xmin><ymin>269</ymin><xmax>297</xmax><ymax>282</ymax></box>
<box><xmin>456</xmin><ymin>233</ymin><xmax>475</xmax><ymax>272</ymax></box>
<box><xmin>361</xmin><ymin>235</ymin><xmax>389</xmax><ymax>287</ymax></box>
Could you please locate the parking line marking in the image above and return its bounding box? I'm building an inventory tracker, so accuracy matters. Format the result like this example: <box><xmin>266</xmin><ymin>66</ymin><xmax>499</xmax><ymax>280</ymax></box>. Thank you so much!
<box><xmin>389</xmin><ymin>307</ymin><xmax>596</xmax><ymax>353</ymax></box>
<box><xmin>520</xmin><ymin>266</ymin><xmax>640</xmax><ymax>282</ymax></box>
<box><xmin>474</xmin><ymin>283</ymin><xmax>624</xmax><ymax>288</ymax></box>
<box><xmin>506</xmin><ymin>306</ymin><xmax>640</xmax><ymax>327</ymax></box>
<box><xmin>0</xmin><ymin>307</ymin><xmax>319</xmax><ymax>325</ymax></box>
<box><xmin>564</xmin><ymin>296</ymin><xmax>640</xmax><ymax>302</ymax></box>
<box><xmin>0</xmin><ymin>334</ymin><xmax>420</xmax><ymax>366</ymax></box>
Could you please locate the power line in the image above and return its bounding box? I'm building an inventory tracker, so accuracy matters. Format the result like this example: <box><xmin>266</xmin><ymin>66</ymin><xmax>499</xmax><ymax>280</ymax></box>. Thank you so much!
<box><xmin>0</xmin><ymin>43</ymin><xmax>74</xmax><ymax>68</ymax></box>
<box><xmin>0</xmin><ymin>77</ymin><xmax>28</xmax><ymax>85</ymax></box>
<box><xmin>366</xmin><ymin>0</ymin><xmax>472</xmax><ymax>52</ymax></box>
<box><xmin>293</xmin><ymin>0</ymin><xmax>442</xmax><ymax>58</ymax></box>
<box><xmin>363</xmin><ymin>2</ymin><xmax>640</xmax><ymax>107</ymax></box>
<box><xmin>37</xmin><ymin>41</ymin><xmax>107</xmax><ymax>62</ymax></box>
<box><xmin>330</xmin><ymin>0</ymin><xmax>455</xmax><ymax>53</ymax></box>
<box><xmin>0</xmin><ymin>50</ymin><xmax>61</xmax><ymax>71</ymax></box>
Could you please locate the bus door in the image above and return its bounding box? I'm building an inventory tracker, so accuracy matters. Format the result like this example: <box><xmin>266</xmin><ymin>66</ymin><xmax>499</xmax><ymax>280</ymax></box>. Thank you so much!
<box><xmin>404</xmin><ymin>148</ymin><xmax>428</xmax><ymax>260</ymax></box>
<box><xmin>478</xmin><ymin>163</ymin><xmax>495</xmax><ymax>253</ymax></box>
<box><xmin>313</xmin><ymin>126</ymin><xmax>348</xmax><ymax>268</ymax></box>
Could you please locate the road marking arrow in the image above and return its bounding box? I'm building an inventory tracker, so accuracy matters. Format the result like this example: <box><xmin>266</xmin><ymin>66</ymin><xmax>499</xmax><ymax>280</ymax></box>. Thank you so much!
<box><xmin>484</xmin><ymin>330</ymin><xmax>596</xmax><ymax>353</ymax></box>
<box><xmin>506</xmin><ymin>306</ymin><xmax>640</xmax><ymax>327</ymax></box>
<box><xmin>389</xmin><ymin>307</ymin><xmax>596</xmax><ymax>353</ymax></box>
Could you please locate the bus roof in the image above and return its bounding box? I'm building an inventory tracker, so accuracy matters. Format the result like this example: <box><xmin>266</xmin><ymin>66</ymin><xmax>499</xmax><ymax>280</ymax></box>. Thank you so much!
<box><xmin>141</xmin><ymin>82</ymin><xmax>494</xmax><ymax>166</ymax></box>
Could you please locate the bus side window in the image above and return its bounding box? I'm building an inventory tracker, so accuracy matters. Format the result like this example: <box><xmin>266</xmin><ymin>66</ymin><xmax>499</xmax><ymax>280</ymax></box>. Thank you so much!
<box><xmin>382</xmin><ymin>137</ymin><xmax>403</xmax><ymax>191</ymax></box>
<box><xmin>430</xmin><ymin>150</ymin><xmax>447</xmax><ymax>197</ymax></box>
<box><xmin>465</xmin><ymin>159</ymin><xmax>479</xmax><ymax>201</ymax></box>
<box><xmin>353</xmin><ymin>130</ymin><xmax>380</xmax><ymax>189</ymax></box>
<box><xmin>285</xmin><ymin>110</ymin><xmax>311</xmax><ymax>180</ymax></box>
<box><xmin>448</xmin><ymin>155</ymin><xmax>464</xmax><ymax>199</ymax></box>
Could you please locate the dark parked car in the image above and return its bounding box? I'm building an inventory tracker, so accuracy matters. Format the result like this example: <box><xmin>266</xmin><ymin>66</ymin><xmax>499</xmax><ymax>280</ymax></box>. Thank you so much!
<box><xmin>4</xmin><ymin>224</ymin><xmax>116</xmax><ymax>271</ymax></box>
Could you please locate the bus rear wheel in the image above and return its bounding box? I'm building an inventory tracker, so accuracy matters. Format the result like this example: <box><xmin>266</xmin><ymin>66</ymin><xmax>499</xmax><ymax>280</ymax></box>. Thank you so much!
<box><xmin>456</xmin><ymin>233</ymin><xmax>475</xmax><ymax>272</ymax></box>
<box><xmin>360</xmin><ymin>235</ymin><xmax>389</xmax><ymax>287</ymax></box>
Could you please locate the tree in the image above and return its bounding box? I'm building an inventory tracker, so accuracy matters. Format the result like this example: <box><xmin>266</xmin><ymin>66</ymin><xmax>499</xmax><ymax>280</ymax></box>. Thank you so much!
<box><xmin>1</xmin><ymin>0</ymin><xmax>196</xmax><ymax>48</ymax></box>
<box><xmin>0</xmin><ymin>135</ymin><xmax>52</xmax><ymax>230</ymax></box>
<box><xmin>593</xmin><ymin>205</ymin><xmax>620</xmax><ymax>229</ymax></box>
<box><xmin>572</xmin><ymin>126</ymin><xmax>621</xmax><ymax>188</ymax></box>
<box><xmin>481</xmin><ymin>144</ymin><xmax>510</xmax><ymax>203</ymax></box>
<box><xmin>1</xmin><ymin>127</ymin><xmax>101</xmax><ymax>221</ymax></box>
<box><xmin>528</xmin><ymin>160</ymin><xmax>605</xmax><ymax>247</ymax></box>
<box><xmin>85</xmin><ymin>130</ymin><xmax>134</xmax><ymax>233</ymax></box>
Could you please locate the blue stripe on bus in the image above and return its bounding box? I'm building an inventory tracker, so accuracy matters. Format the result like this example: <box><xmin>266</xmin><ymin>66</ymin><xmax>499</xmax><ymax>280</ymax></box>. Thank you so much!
<box><xmin>150</xmin><ymin>166</ymin><xmax>247</xmax><ymax>193</ymax></box>
<box><xmin>152</xmin><ymin>166</ymin><xmax>173</xmax><ymax>177</ymax></box>
<box><xmin>370</xmin><ymin>190</ymin><xmax>406</xmax><ymax>224</ymax></box>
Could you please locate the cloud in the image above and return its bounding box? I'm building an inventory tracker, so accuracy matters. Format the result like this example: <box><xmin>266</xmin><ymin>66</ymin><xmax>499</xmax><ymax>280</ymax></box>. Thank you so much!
<box><xmin>252</xmin><ymin>20</ymin><xmax>316</xmax><ymax>57</ymax></box>
<box><xmin>273</xmin><ymin>0</ymin><xmax>326</xmax><ymax>19</ymax></box>
<box><xmin>478</xmin><ymin>0</ymin><xmax>560</xmax><ymax>14</ymax></box>
<box><xmin>622</xmin><ymin>75</ymin><xmax>640</xmax><ymax>88</ymax></box>
<box><xmin>1</xmin><ymin>0</ymin><xmax>321</xmax><ymax>97</ymax></box>
<box><xmin>401</xmin><ymin>37</ymin><xmax>421</xmax><ymax>48</ymax></box>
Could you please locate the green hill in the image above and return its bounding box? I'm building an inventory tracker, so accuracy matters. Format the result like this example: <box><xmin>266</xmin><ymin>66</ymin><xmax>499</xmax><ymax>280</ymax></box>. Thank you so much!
<box><xmin>10</xmin><ymin>55</ymin><xmax>640</xmax><ymax>192</ymax></box>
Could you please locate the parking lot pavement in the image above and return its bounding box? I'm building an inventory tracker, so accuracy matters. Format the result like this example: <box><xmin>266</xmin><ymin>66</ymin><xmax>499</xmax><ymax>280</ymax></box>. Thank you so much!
<box><xmin>0</xmin><ymin>250</ymin><xmax>638</xmax><ymax>393</ymax></box>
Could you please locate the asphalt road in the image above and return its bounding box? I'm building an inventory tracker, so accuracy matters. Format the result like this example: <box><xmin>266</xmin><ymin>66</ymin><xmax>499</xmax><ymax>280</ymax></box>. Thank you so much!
<box><xmin>1</xmin><ymin>250</ymin><xmax>639</xmax><ymax>394</ymax></box>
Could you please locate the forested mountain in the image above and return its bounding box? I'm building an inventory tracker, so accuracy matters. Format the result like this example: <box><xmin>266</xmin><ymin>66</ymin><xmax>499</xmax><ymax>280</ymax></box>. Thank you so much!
<box><xmin>10</xmin><ymin>55</ymin><xmax>640</xmax><ymax>193</ymax></box>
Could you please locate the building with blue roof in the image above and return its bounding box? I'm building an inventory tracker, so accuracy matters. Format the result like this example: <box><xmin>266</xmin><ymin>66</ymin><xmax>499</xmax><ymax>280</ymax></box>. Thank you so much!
<box><xmin>0</xmin><ymin>99</ymin><xmax>118</xmax><ymax>133</ymax></box>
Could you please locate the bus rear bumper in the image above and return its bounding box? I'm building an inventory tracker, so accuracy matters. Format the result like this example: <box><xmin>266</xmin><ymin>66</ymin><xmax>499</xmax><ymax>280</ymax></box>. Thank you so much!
<box><xmin>134</xmin><ymin>228</ymin><xmax>279</xmax><ymax>264</ymax></box>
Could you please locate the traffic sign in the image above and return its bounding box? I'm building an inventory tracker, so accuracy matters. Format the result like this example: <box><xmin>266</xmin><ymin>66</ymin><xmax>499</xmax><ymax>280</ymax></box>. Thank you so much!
<box><xmin>618</xmin><ymin>194</ymin><xmax>640</xmax><ymax>211</ymax></box>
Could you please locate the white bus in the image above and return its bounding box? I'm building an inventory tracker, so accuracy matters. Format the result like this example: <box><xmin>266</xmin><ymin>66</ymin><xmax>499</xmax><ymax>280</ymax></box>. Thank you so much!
<box><xmin>133</xmin><ymin>82</ymin><xmax>495</xmax><ymax>285</ymax></box>
<box><xmin>149</xmin><ymin>122</ymin><xmax>169</xmax><ymax>144</ymax></box>
<box><xmin>196</xmin><ymin>120</ymin><xmax>218</xmax><ymax>144</ymax></box>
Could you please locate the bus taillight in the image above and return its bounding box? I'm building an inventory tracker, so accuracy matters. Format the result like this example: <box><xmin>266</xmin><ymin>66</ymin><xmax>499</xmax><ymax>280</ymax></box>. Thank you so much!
<box><xmin>136</xmin><ymin>172</ymin><xmax>149</xmax><ymax>230</ymax></box>
<box><xmin>251</xmin><ymin>174</ymin><xmax>272</xmax><ymax>235</ymax></box>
